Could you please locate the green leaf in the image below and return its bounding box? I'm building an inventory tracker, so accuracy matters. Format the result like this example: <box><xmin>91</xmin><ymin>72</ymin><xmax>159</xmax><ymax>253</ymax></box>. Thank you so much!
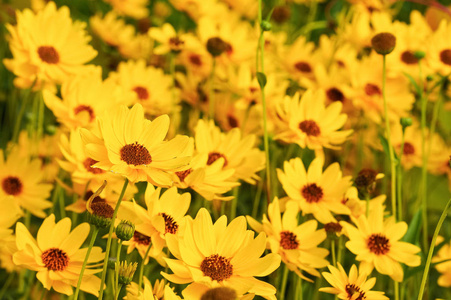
<box><xmin>256</xmin><ymin>72</ymin><xmax>267</xmax><ymax>89</ymax></box>
<box><xmin>404</xmin><ymin>72</ymin><xmax>422</xmax><ymax>96</ymax></box>
<box><xmin>402</xmin><ymin>208</ymin><xmax>422</xmax><ymax>244</ymax></box>
<box><xmin>378</xmin><ymin>134</ymin><xmax>398</xmax><ymax>161</ymax></box>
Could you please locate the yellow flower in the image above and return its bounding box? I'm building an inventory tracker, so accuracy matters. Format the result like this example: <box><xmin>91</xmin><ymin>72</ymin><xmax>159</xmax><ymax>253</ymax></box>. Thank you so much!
<box><xmin>104</xmin><ymin>0</ymin><xmax>149</xmax><ymax>19</ymax></box>
<box><xmin>149</xmin><ymin>23</ymin><xmax>187</xmax><ymax>55</ymax></box>
<box><xmin>319</xmin><ymin>263</ymin><xmax>389</xmax><ymax>300</ymax></box>
<box><xmin>80</xmin><ymin>103</ymin><xmax>191</xmax><ymax>185</ymax></box>
<box><xmin>274</xmin><ymin>90</ymin><xmax>352</xmax><ymax>150</ymax></box>
<box><xmin>433</xmin><ymin>237</ymin><xmax>451</xmax><ymax>287</ymax></box>
<box><xmin>90</xmin><ymin>11</ymin><xmax>135</xmax><ymax>48</ymax></box>
<box><xmin>341</xmin><ymin>203</ymin><xmax>421</xmax><ymax>282</ymax></box>
<box><xmin>342</xmin><ymin>187</ymin><xmax>386</xmax><ymax>219</ymax></box>
<box><xmin>194</xmin><ymin>119</ymin><xmax>265</xmax><ymax>184</ymax></box>
<box><xmin>13</xmin><ymin>214</ymin><xmax>104</xmax><ymax>295</ymax></box>
<box><xmin>283</xmin><ymin>36</ymin><xmax>321</xmax><ymax>81</ymax></box>
<box><xmin>247</xmin><ymin>198</ymin><xmax>329</xmax><ymax>280</ymax></box>
<box><xmin>277</xmin><ymin>157</ymin><xmax>352</xmax><ymax>224</ymax></box>
<box><xmin>3</xmin><ymin>2</ymin><xmax>97</xmax><ymax>90</ymax></box>
<box><xmin>107</xmin><ymin>60</ymin><xmax>175</xmax><ymax>117</ymax></box>
<box><xmin>0</xmin><ymin>149</ymin><xmax>52</xmax><ymax>218</ymax></box>
<box><xmin>162</xmin><ymin>208</ymin><xmax>281</xmax><ymax>299</ymax></box>
<box><xmin>426</xmin><ymin>20</ymin><xmax>451</xmax><ymax>76</ymax></box>
<box><xmin>125</xmin><ymin>277</ymin><xmax>181</xmax><ymax>300</ymax></box>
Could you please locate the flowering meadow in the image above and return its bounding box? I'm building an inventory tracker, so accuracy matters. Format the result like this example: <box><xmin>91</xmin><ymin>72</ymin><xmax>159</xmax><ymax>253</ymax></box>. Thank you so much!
<box><xmin>0</xmin><ymin>0</ymin><xmax>451</xmax><ymax>299</ymax></box>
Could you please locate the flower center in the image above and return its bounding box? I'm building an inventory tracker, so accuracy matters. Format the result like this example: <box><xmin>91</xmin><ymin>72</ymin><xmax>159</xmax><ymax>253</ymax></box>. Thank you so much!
<box><xmin>227</xmin><ymin>114</ymin><xmax>239</xmax><ymax>128</ymax></box>
<box><xmin>440</xmin><ymin>49</ymin><xmax>451</xmax><ymax>65</ymax></box>
<box><xmin>364</xmin><ymin>83</ymin><xmax>382</xmax><ymax>96</ymax></box>
<box><xmin>207</xmin><ymin>152</ymin><xmax>228</xmax><ymax>167</ymax></box>
<box><xmin>74</xmin><ymin>105</ymin><xmax>95</xmax><ymax>123</ymax></box>
<box><xmin>403</xmin><ymin>142</ymin><xmax>415</xmax><ymax>155</ymax></box>
<box><xmin>2</xmin><ymin>176</ymin><xmax>23</xmax><ymax>196</ymax></box>
<box><xmin>133</xmin><ymin>86</ymin><xmax>150</xmax><ymax>101</ymax></box>
<box><xmin>294</xmin><ymin>61</ymin><xmax>312</xmax><ymax>73</ymax></box>
<box><xmin>160</xmin><ymin>213</ymin><xmax>178</xmax><ymax>234</ymax></box>
<box><xmin>38</xmin><ymin>46</ymin><xmax>59</xmax><ymax>64</ymax></box>
<box><xmin>201</xmin><ymin>286</ymin><xmax>237</xmax><ymax>300</ymax></box>
<box><xmin>83</xmin><ymin>158</ymin><xmax>105</xmax><ymax>174</ymax></box>
<box><xmin>120</xmin><ymin>142</ymin><xmax>152</xmax><ymax>166</ymax></box>
<box><xmin>176</xmin><ymin>169</ymin><xmax>192</xmax><ymax>182</ymax></box>
<box><xmin>355</xmin><ymin>169</ymin><xmax>378</xmax><ymax>188</ymax></box>
<box><xmin>367</xmin><ymin>233</ymin><xmax>390</xmax><ymax>255</ymax></box>
<box><xmin>324</xmin><ymin>222</ymin><xmax>343</xmax><ymax>235</ymax></box>
<box><xmin>41</xmin><ymin>248</ymin><xmax>69</xmax><ymax>271</ymax></box>
<box><xmin>401</xmin><ymin>51</ymin><xmax>419</xmax><ymax>65</ymax></box>
<box><xmin>90</xmin><ymin>201</ymin><xmax>114</xmax><ymax>218</ymax></box>
<box><xmin>301</xmin><ymin>183</ymin><xmax>324</xmax><ymax>203</ymax></box>
<box><xmin>200</xmin><ymin>254</ymin><xmax>233</xmax><ymax>282</ymax></box>
<box><xmin>345</xmin><ymin>284</ymin><xmax>366</xmax><ymax>300</ymax></box>
<box><xmin>299</xmin><ymin>120</ymin><xmax>321</xmax><ymax>137</ymax></box>
<box><xmin>189</xmin><ymin>54</ymin><xmax>202</xmax><ymax>66</ymax></box>
<box><xmin>280</xmin><ymin>231</ymin><xmax>299</xmax><ymax>250</ymax></box>
<box><xmin>326</xmin><ymin>87</ymin><xmax>345</xmax><ymax>102</ymax></box>
<box><xmin>133</xmin><ymin>231</ymin><xmax>151</xmax><ymax>246</ymax></box>
<box><xmin>169</xmin><ymin>37</ymin><xmax>185</xmax><ymax>52</ymax></box>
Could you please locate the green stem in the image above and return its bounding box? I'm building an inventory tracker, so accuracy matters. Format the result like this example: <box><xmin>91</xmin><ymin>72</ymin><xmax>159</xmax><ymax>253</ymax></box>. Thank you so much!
<box><xmin>114</xmin><ymin>240</ymin><xmax>123</xmax><ymax>299</ymax></box>
<box><xmin>331</xmin><ymin>239</ymin><xmax>336</xmax><ymax>267</ymax></box>
<box><xmin>36</xmin><ymin>91</ymin><xmax>44</xmax><ymax>144</ymax></box>
<box><xmin>230</xmin><ymin>186</ymin><xmax>239</xmax><ymax>219</ymax></box>
<box><xmin>59</xmin><ymin>186</ymin><xmax>66</xmax><ymax>219</ymax></box>
<box><xmin>138</xmin><ymin>243</ymin><xmax>152</xmax><ymax>292</ymax></box>
<box><xmin>0</xmin><ymin>271</ymin><xmax>14</xmax><ymax>299</ymax></box>
<box><xmin>12</xmin><ymin>87</ymin><xmax>32</xmax><ymax>143</ymax></box>
<box><xmin>382</xmin><ymin>55</ymin><xmax>397</xmax><ymax>220</ymax></box>
<box><xmin>395</xmin><ymin>281</ymin><xmax>399</xmax><ymax>300</ymax></box>
<box><xmin>397</xmin><ymin>128</ymin><xmax>406</xmax><ymax>221</ymax></box>
<box><xmin>208</xmin><ymin>58</ymin><xmax>216</xmax><ymax>119</ymax></box>
<box><xmin>417</xmin><ymin>197</ymin><xmax>451</xmax><ymax>300</ymax></box>
<box><xmin>252</xmin><ymin>170</ymin><xmax>265</xmax><ymax>218</ymax></box>
<box><xmin>115</xmin><ymin>284</ymin><xmax>123</xmax><ymax>300</ymax></box>
<box><xmin>74</xmin><ymin>226</ymin><xmax>99</xmax><ymax>300</ymax></box>
<box><xmin>296</xmin><ymin>275</ymin><xmax>303</xmax><ymax>300</ymax></box>
<box><xmin>98</xmin><ymin>179</ymin><xmax>129</xmax><ymax>300</ymax></box>
<box><xmin>279</xmin><ymin>264</ymin><xmax>289</xmax><ymax>300</ymax></box>
<box><xmin>257</xmin><ymin>0</ymin><xmax>272</xmax><ymax>205</ymax></box>
<box><xmin>39</xmin><ymin>285</ymin><xmax>47</xmax><ymax>300</ymax></box>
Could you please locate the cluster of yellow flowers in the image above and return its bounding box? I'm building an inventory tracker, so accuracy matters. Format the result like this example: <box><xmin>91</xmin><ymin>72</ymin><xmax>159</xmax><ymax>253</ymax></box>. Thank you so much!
<box><xmin>0</xmin><ymin>0</ymin><xmax>450</xmax><ymax>299</ymax></box>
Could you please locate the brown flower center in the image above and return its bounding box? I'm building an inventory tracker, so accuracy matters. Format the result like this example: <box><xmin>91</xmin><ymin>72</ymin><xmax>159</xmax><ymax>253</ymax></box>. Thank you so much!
<box><xmin>133</xmin><ymin>231</ymin><xmax>151</xmax><ymax>246</ymax></box>
<box><xmin>41</xmin><ymin>248</ymin><xmax>69</xmax><ymax>271</ymax></box>
<box><xmin>326</xmin><ymin>87</ymin><xmax>345</xmax><ymax>102</ymax></box>
<box><xmin>401</xmin><ymin>51</ymin><xmax>419</xmax><ymax>65</ymax></box>
<box><xmin>299</xmin><ymin>120</ymin><xmax>321</xmax><ymax>137</ymax></box>
<box><xmin>301</xmin><ymin>183</ymin><xmax>324</xmax><ymax>203</ymax></box>
<box><xmin>91</xmin><ymin>201</ymin><xmax>114</xmax><ymax>219</ymax></box>
<box><xmin>227</xmin><ymin>114</ymin><xmax>239</xmax><ymax>128</ymax></box>
<box><xmin>367</xmin><ymin>233</ymin><xmax>390</xmax><ymax>255</ymax></box>
<box><xmin>200</xmin><ymin>254</ymin><xmax>233</xmax><ymax>282</ymax></box>
<box><xmin>355</xmin><ymin>169</ymin><xmax>378</xmax><ymax>188</ymax></box>
<box><xmin>74</xmin><ymin>105</ymin><xmax>95</xmax><ymax>122</ymax></box>
<box><xmin>38</xmin><ymin>46</ymin><xmax>59</xmax><ymax>64</ymax></box>
<box><xmin>207</xmin><ymin>152</ymin><xmax>228</xmax><ymax>167</ymax></box>
<box><xmin>120</xmin><ymin>142</ymin><xmax>152</xmax><ymax>166</ymax></box>
<box><xmin>2</xmin><ymin>176</ymin><xmax>23</xmax><ymax>196</ymax></box>
<box><xmin>403</xmin><ymin>142</ymin><xmax>415</xmax><ymax>155</ymax></box>
<box><xmin>189</xmin><ymin>54</ymin><xmax>202</xmax><ymax>66</ymax></box>
<box><xmin>176</xmin><ymin>169</ymin><xmax>192</xmax><ymax>182</ymax></box>
<box><xmin>345</xmin><ymin>284</ymin><xmax>366</xmax><ymax>300</ymax></box>
<box><xmin>160</xmin><ymin>213</ymin><xmax>178</xmax><ymax>234</ymax></box>
<box><xmin>324</xmin><ymin>222</ymin><xmax>343</xmax><ymax>235</ymax></box>
<box><xmin>364</xmin><ymin>83</ymin><xmax>382</xmax><ymax>96</ymax></box>
<box><xmin>133</xmin><ymin>86</ymin><xmax>150</xmax><ymax>101</ymax></box>
<box><xmin>169</xmin><ymin>37</ymin><xmax>185</xmax><ymax>52</ymax></box>
<box><xmin>294</xmin><ymin>61</ymin><xmax>312</xmax><ymax>73</ymax></box>
<box><xmin>201</xmin><ymin>286</ymin><xmax>237</xmax><ymax>300</ymax></box>
<box><xmin>440</xmin><ymin>49</ymin><xmax>451</xmax><ymax>65</ymax></box>
<box><xmin>83</xmin><ymin>158</ymin><xmax>105</xmax><ymax>174</ymax></box>
<box><xmin>280</xmin><ymin>231</ymin><xmax>299</xmax><ymax>250</ymax></box>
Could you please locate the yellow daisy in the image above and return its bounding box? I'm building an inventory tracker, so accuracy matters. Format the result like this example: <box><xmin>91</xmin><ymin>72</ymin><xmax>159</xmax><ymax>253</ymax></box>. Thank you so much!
<box><xmin>3</xmin><ymin>2</ymin><xmax>97</xmax><ymax>89</ymax></box>
<box><xmin>107</xmin><ymin>60</ymin><xmax>175</xmax><ymax>117</ymax></box>
<box><xmin>148</xmin><ymin>23</ymin><xmax>187</xmax><ymax>55</ymax></box>
<box><xmin>433</xmin><ymin>237</ymin><xmax>451</xmax><ymax>287</ymax></box>
<box><xmin>162</xmin><ymin>208</ymin><xmax>281</xmax><ymax>300</ymax></box>
<box><xmin>274</xmin><ymin>90</ymin><xmax>353</xmax><ymax>150</ymax></box>
<box><xmin>0</xmin><ymin>149</ymin><xmax>52</xmax><ymax>218</ymax></box>
<box><xmin>277</xmin><ymin>157</ymin><xmax>352</xmax><ymax>224</ymax></box>
<box><xmin>90</xmin><ymin>11</ymin><xmax>135</xmax><ymax>48</ymax></box>
<box><xmin>80</xmin><ymin>103</ymin><xmax>191</xmax><ymax>185</ymax></box>
<box><xmin>341</xmin><ymin>203</ymin><xmax>421</xmax><ymax>282</ymax></box>
<box><xmin>43</xmin><ymin>70</ymin><xmax>125</xmax><ymax>130</ymax></box>
<box><xmin>282</xmin><ymin>36</ymin><xmax>321</xmax><ymax>81</ymax></box>
<box><xmin>426</xmin><ymin>20</ymin><xmax>451</xmax><ymax>76</ymax></box>
<box><xmin>125</xmin><ymin>277</ymin><xmax>181</xmax><ymax>300</ymax></box>
<box><xmin>319</xmin><ymin>263</ymin><xmax>389</xmax><ymax>300</ymax></box>
<box><xmin>13</xmin><ymin>214</ymin><xmax>104</xmax><ymax>295</ymax></box>
<box><xmin>247</xmin><ymin>198</ymin><xmax>329</xmax><ymax>281</ymax></box>
<box><xmin>104</xmin><ymin>0</ymin><xmax>149</xmax><ymax>19</ymax></box>
<box><xmin>194</xmin><ymin>119</ymin><xmax>265</xmax><ymax>184</ymax></box>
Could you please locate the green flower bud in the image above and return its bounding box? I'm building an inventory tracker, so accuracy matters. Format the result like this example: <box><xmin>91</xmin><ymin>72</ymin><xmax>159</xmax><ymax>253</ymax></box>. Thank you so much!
<box><xmin>117</xmin><ymin>261</ymin><xmax>138</xmax><ymax>286</ymax></box>
<box><xmin>116</xmin><ymin>220</ymin><xmax>135</xmax><ymax>241</ymax></box>
<box><xmin>400</xmin><ymin>117</ymin><xmax>413</xmax><ymax>130</ymax></box>
<box><xmin>414</xmin><ymin>51</ymin><xmax>426</xmax><ymax>60</ymax></box>
<box><xmin>261</xmin><ymin>20</ymin><xmax>272</xmax><ymax>31</ymax></box>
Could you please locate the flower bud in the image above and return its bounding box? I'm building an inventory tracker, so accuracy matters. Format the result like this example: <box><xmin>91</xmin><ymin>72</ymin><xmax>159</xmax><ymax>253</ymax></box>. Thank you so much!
<box><xmin>261</xmin><ymin>20</ymin><xmax>272</xmax><ymax>31</ymax></box>
<box><xmin>117</xmin><ymin>261</ymin><xmax>138</xmax><ymax>286</ymax></box>
<box><xmin>116</xmin><ymin>220</ymin><xmax>135</xmax><ymax>241</ymax></box>
<box><xmin>324</xmin><ymin>222</ymin><xmax>343</xmax><ymax>239</ymax></box>
<box><xmin>400</xmin><ymin>117</ymin><xmax>413</xmax><ymax>130</ymax></box>
<box><xmin>206</xmin><ymin>37</ymin><xmax>229</xmax><ymax>57</ymax></box>
<box><xmin>355</xmin><ymin>169</ymin><xmax>381</xmax><ymax>191</ymax></box>
<box><xmin>271</xmin><ymin>6</ymin><xmax>291</xmax><ymax>24</ymax></box>
<box><xmin>371</xmin><ymin>32</ymin><xmax>396</xmax><ymax>55</ymax></box>
<box><xmin>414</xmin><ymin>51</ymin><xmax>426</xmax><ymax>60</ymax></box>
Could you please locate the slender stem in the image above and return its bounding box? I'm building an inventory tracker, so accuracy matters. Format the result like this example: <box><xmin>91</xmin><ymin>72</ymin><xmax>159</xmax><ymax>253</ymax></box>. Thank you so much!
<box><xmin>397</xmin><ymin>129</ymin><xmax>406</xmax><ymax>221</ymax></box>
<box><xmin>252</xmin><ymin>170</ymin><xmax>265</xmax><ymax>218</ymax></box>
<box><xmin>12</xmin><ymin>89</ymin><xmax>30</xmax><ymax>143</ymax></box>
<box><xmin>39</xmin><ymin>285</ymin><xmax>47</xmax><ymax>300</ymax></box>
<box><xmin>417</xmin><ymin>197</ymin><xmax>451</xmax><ymax>300</ymax></box>
<box><xmin>381</xmin><ymin>55</ymin><xmax>397</xmax><ymax>220</ymax></box>
<box><xmin>257</xmin><ymin>0</ymin><xmax>272</xmax><ymax>205</ymax></box>
<box><xmin>0</xmin><ymin>271</ymin><xmax>14</xmax><ymax>299</ymax></box>
<box><xmin>36</xmin><ymin>91</ymin><xmax>44</xmax><ymax>145</ymax></box>
<box><xmin>331</xmin><ymin>239</ymin><xmax>336</xmax><ymax>267</ymax></box>
<box><xmin>74</xmin><ymin>226</ymin><xmax>99</xmax><ymax>300</ymax></box>
<box><xmin>59</xmin><ymin>186</ymin><xmax>66</xmax><ymax>219</ymax></box>
<box><xmin>365</xmin><ymin>192</ymin><xmax>370</xmax><ymax>217</ymax></box>
<box><xmin>138</xmin><ymin>243</ymin><xmax>152</xmax><ymax>292</ymax></box>
<box><xmin>115</xmin><ymin>284</ymin><xmax>123</xmax><ymax>300</ymax></box>
<box><xmin>114</xmin><ymin>240</ymin><xmax>123</xmax><ymax>299</ymax></box>
<box><xmin>395</xmin><ymin>281</ymin><xmax>399</xmax><ymax>300</ymax></box>
<box><xmin>230</xmin><ymin>186</ymin><xmax>239</xmax><ymax>219</ymax></box>
<box><xmin>279</xmin><ymin>264</ymin><xmax>289</xmax><ymax>300</ymax></box>
<box><xmin>98</xmin><ymin>179</ymin><xmax>129</xmax><ymax>300</ymax></box>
